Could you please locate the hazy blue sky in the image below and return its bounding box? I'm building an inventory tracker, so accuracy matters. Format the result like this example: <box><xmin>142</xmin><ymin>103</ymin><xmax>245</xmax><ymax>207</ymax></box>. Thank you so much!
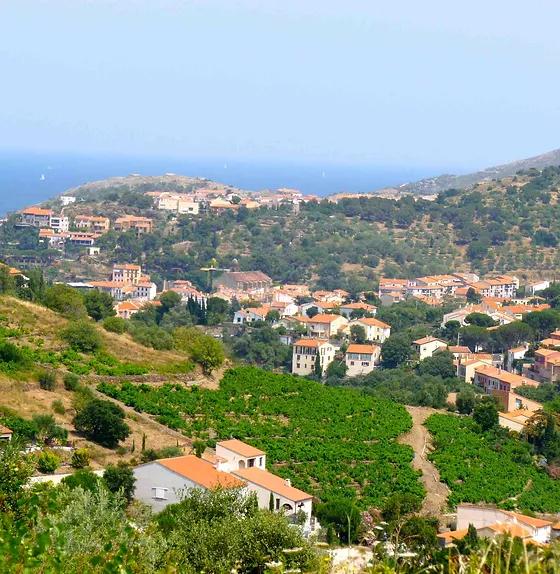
<box><xmin>1</xmin><ymin>0</ymin><xmax>559</xmax><ymax>171</ymax></box>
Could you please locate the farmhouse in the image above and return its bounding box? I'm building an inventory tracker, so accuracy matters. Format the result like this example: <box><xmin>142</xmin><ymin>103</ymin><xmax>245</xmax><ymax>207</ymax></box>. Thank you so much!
<box><xmin>133</xmin><ymin>440</ymin><xmax>315</xmax><ymax>531</ymax></box>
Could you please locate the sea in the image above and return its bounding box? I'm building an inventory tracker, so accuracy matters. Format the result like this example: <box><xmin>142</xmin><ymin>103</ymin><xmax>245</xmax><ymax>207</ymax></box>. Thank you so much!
<box><xmin>0</xmin><ymin>151</ymin><xmax>441</xmax><ymax>216</ymax></box>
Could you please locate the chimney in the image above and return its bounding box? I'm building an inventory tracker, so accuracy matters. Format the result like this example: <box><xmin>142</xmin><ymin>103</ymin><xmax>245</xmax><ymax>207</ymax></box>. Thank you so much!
<box><xmin>285</xmin><ymin>479</ymin><xmax>291</xmax><ymax>487</ymax></box>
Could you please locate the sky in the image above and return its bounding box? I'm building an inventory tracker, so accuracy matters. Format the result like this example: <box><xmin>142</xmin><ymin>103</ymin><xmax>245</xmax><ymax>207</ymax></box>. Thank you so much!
<box><xmin>1</xmin><ymin>0</ymin><xmax>560</xmax><ymax>172</ymax></box>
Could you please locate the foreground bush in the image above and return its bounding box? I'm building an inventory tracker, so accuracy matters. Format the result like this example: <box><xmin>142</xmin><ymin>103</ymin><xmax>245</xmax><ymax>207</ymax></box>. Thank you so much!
<box><xmin>61</xmin><ymin>321</ymin><xmax>102</xmax><ymax>353</ymax></box>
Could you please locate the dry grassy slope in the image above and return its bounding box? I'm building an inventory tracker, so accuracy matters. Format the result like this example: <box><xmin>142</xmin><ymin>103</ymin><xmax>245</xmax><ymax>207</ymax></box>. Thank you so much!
<box><xmin>0</xmin><ymin>296</ymin><xmax>214</xmax><ymax>468</ymax></box>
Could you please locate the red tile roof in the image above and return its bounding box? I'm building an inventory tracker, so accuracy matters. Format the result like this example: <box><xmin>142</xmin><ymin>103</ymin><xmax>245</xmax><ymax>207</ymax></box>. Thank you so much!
<box><xmin>232</xmin><ymin>467</ymin><xmax>312</xmax><ymax>501</ymax></box>
<box><xmin>158</xmin><ymin>455</ymin><xmax>244</xmax><ymax>489</ymax></box>
<box><xmin>217</xmin><ymin>439</ymin><xmax>265</xmax><ymax>457</ymax></box>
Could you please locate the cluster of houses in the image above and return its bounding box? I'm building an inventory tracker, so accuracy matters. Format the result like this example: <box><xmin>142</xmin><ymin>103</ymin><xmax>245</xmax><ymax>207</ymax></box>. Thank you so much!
<box><xmin>18</xmin><ymin>205</ymin><xmax>154</xmax><ymax>251</ymax></box>
<box><xmin>145</xmin><ymin>186</ymin><xmax>320</xmax><ymax>215</ymax></box>
<box><xmin>378</xmin><ymin>273</ymin><xmax>523</xmax><ymax>305</ymax></box>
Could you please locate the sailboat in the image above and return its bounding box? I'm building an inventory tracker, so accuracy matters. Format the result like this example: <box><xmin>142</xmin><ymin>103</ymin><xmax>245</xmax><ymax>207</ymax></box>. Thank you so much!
<box><xmin>40</xmin><ymin>174</ymin><xmax>46</xmax><ymax>181</ymax></box>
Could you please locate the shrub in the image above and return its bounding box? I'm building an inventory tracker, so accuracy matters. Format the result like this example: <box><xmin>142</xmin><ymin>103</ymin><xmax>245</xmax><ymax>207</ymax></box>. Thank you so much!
<box><xmin>174</xmin><ymin>327</ymin><xmax>225</xmax><ymax>373</ymax></box>
<box><xmin>71</xmin><ymin>447</ymin><xmax>90</xmax><ymax>469</ymax></box>
<box><xmin>0</xmin><ymin>341</ymin><xmax>27</xmax><ymax>367</ymax></box>
<box><xmin>73</xmin><ymin>399</ymin><xmax>131</xmax><ymax>448</ymax></box>
<box><xmin>102</xmin><ymin>316</ymin><xmax>128</xmax><ymax>334</ymax></box>
<box><xmin>61</xmin><ymin>321</ymin><xmax>102</xmax><ymax>353</ymax></box>
<box><xmin>61</xmin><ymin>469</ymin><xmax>100</xmax><ymax>492</ymax></box>
<box><xmin>43</xmin><ymin>284</ymin><xmax>87</xmax><ymax>319</ymax></box>
<box><xmin>37</xmin><ymin>450</ymin><xmax>60</xmax><ymax>474</ymax></box>
<box><xmin>38</xmin><ymin>370</ymin><xmax>56</xmax><ymax>391</ymax></box>
<box><xmin>32</xmin><ymin>414</ymin><xmax>68</xmax><ymax>444</ymax></box>
<box><xmin>103</xmin><ymin>463</ymin><xmax>135</xmax><ymax>502</ymax></box>
<box><xmin>63</xmin><ymin>372</ymin><xmax>80</xmax><ymax>391</ymax></box>
<box><xmin>51</xmin><ymin>399</ymin><xmax>65</xmax><ymax>414</ymax></box>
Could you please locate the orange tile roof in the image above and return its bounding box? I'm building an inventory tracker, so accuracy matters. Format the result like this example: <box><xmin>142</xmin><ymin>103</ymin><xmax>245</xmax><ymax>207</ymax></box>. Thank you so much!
<box><xmin>413</xmin><ymin>336</ymin><xmax>446</xmax><ymax>345</ymax></box>
<box><xmin>294</xmin><ymin>338</ymin><xmax>330</xmax><ymax>348</ymax></box>
<box><xmin>346</xmin><ymin>344</ymin><xmax>379</xmax><ymax>354</ymax></box>
<box><xmin>158</xmin><ymin>455</ymin><xmax>244</xmax><ymax>489</ymax></box>
<box><xmin>340</xmin><ymin>302</ymin><xmax>377</xmax><ymax>310</ymax></box>
<box><xmin>504</xmin><ymin>512</ymin><xmax>552</xmax><ymax>528</ymax></box>
<box><xmin>356</xmin><ymin>317</ymin><xmax>390</xmax><ymax>328</ymax></box>
<box><xmin>307</xmin><ymin>314</ymin><xmax>344</xmax><ymax>324</ymax></box>
<box><xmin>448</xmin><ymin>346</ymin><xmax>471</xmax><ymax>353</ymax></box>
<box><xmin>217</xmin><ymin>439</ymin><xmax>265</xmax><ymax>457</ymax></box>
<box><xmin>232</xmin><ymin>467</ymin><xmax>312</xmax><ymax>501</ymax></box>
<box><xmin>0</xmin><ymin>424</ymin><xmax>13</xmax><ymax>434</ymax></box>
<box><xmin>486</xmin><ymin>523</ymin><xmax>531</xmax><ymax>538</ymax></box>
<box><xmin>474</xmin><ymin>365</ymin><xmax>537</xmax><ymax>388</ymax></box>
<box><xmin>437</xmin><ymin>528</ymin><xmax>469</xmax><ymax>542</ymax></box>
<box><xmin>22</xmin><ymin>206</ymin><xmax>53</xmax><ymax>216</ymax></box>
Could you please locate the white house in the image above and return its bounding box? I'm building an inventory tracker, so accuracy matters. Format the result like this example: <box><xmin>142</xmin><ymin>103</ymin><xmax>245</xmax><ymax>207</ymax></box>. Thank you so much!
<box><xmin>233</xmin><ymin>307</ymin><xmax>269</xmax><ymax>324</ymax></box>
<box><xmin>345</xmin><ymin>343</ymin><xmax>381</xmax><ymax>377</ymax></box>
<box><xmin>133</xmin><ymin>455</ymin><xmax>244</xmax><ymax>512</ymax></box>
<box><xmin>292</xmin><ymin>339</ymin><xmax>335</xmax><ymax>376</ymax></box>
<box><xmin>133</xmin><ymin>440</ymin><xmax>315</xmax><ymax>532</ymax></box>
<box><xmin>349</xmin><ymin>317</ymin><xmax>391</xmax><ymax>343</ymax></box>
<box><xmin>413</xmin><ymin>336</ymin><xmax>448</xmax><ymax>360</ymax></box>
<box><xmin>60</xmin><ymin>195</ymin><xmax>76</xmax><ymax>206</ymax></box>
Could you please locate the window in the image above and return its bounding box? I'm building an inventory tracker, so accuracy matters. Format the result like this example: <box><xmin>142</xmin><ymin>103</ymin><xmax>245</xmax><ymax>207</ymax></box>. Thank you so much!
<box><xmin>152</xmin><ymin>487</ymin><xmax>168</xmax><ymax>500</ymax></box>
<box><xmin>362</xmin><ymin>362</ymin><xmax>369</xmax><ymax>366</ymax></box>
<box><xmin>275</xmin><ymin>497</ymin><xmax>280</xmax><ymax>510</ymax></box>
<box><xmin>259</xmin><ymin>457</ymin><xmax>263</xmax><ymax>467</ymax></box>
<box><xmin>248</xmin><ymin>458</ymin><xmax>255</xmax><ymax>467</ymax></box>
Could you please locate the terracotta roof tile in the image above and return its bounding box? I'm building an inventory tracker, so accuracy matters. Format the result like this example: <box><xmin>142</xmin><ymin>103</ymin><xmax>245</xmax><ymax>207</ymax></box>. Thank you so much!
<box><xmin>217</xmin><ymin>439</ymin><xmax>265</xmax><ymax>457</ymax></box>
<box><xmin>158</xmin><ymin>455</ymin><xmax>244</xmax><ymax>489</ymax></box>
<box><xmin>232</xmin><ymin>467</ymin><xmax>312</xmax><ymax>501</ymax></box>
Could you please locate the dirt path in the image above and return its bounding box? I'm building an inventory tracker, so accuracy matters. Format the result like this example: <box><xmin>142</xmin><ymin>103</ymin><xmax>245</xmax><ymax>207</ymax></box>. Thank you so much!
<box><xmin>398</xmin><ymin>406</ymin><xmax>450</xmax><ymax>516</ymax></box>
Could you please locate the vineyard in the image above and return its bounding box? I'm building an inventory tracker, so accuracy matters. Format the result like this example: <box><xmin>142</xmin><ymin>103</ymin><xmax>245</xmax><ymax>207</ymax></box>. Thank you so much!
<box><xmin>99</xmin><ymin>366</ymin><xmax>424</xmax><ymax>508</ymax></box>
<box><xmin>426</xmin><ymin>414</ymin><xmax>560</xmax><ymax>512</ymax></box>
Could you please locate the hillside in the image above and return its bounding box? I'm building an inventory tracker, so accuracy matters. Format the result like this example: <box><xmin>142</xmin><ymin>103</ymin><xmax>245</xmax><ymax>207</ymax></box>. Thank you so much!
<box><xmin>4</xmin><ymin>164</ymin><xmax>560</xmax><ymax>291</ymax></box>
<box><xmin>0</xmin><ymin>296</ymin><xmax>210</xmax><ymax>469</ymax></box>
<box><xmin>394</xmin><ymin>147</ymin><xmax>560</xmax><ymax>196</ymax></box>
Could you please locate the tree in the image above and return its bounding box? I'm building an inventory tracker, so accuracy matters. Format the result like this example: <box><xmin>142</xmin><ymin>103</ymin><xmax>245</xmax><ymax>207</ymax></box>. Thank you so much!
<box><xmin>43</xmin><ymin>284</ymin><xmax>87</xmax><ymax>318</ymax></box>
<box><xmin>456</xmin><ymin>389</ymin><xmax>476</xmax><ymax>414</ymax></box>
<box><xmin>442</xmin><ymin>320</ymin><xmax>461</xmax><ymax>342</ymax></box>
<box><xmin>459</xmin><ymin>325</ymin><xmax>489</xmax><ymax>351</ymax></box>
<box><xmin>466</xmin><ymin>287</ymin><xmax>482</xmax><ymax>304</ymax></box>
<box><xmin>306</xmin><ymin>306</ymin><xmax>319</xmax><ymax>318</ymax></box>
<box><xmin>0</xmin><ymin>439</ymin><xmax>35</xmax><ymax>512</ymax></box>
<box><xmin>313</xmin><ymin>353</ymin><xmax>323</xmax><ymax>378</ymax></box>
<box><xmin>473</xmin><ymin>396</ymin><xmax>499</xmax><ymax>431</ymax></box>
<box><xmin>61</xmin><ymin>469</ymin><xmax>101</xmax><ymax>492</ymax></box>
<box><xmin>265</xmin><ymin>309</ymin><xmax>280</xmax><ymax>323</ymax></box>
<box><xmin>315</xmin><ymin>498</ymin><xmax>362</xmax><ymax>544</ymax></box>
<box><xmin>83</xmin><ymin>290</ymin><xmax>116</xmax><ymax>321</ymax></box>
<box><xmin>464</xmin><ymin>312</ymin><xmax>497</xmax><ymax>328</ymax></box>
<box><xmin>523</xmin><ymin>309</ymin><xmax>560</xmax><ymax>340</ymax></box>
<box><xmin>174</xmin><ymin>327</ymin><xmax>225</xmax><ymax>374</ymax></box>
<box><xmin>381</xmin><ymin>492</ymin><xmax>422</xmax><ymax>522</ymax></box>
<box><xmin>61</xmin><ymin>321</ymin><xmax>102</xmax><ymax>353</ymax></box>
<box><xmin>73</xmin><ymin>399</ymin><xmax>131</xmax><ymax>448</ymax></box>
<box><xmin>381</xmin><ymin>334</ymin><xmax>412</xmax><ymax>368</ymax></box>
<box><xmin>102</xmin><ymin>316</ymin><xmax>128</xmax><ymax>334</ymax></box>
<box><xmin>325</xmin><ymin>360</ymin><xmax>347</xmax><ymax>383</ymax></box>
<box><xmin>103</xmin><ymin>463</ymin><xmax>136</xmax><ymax>503</ymax></box>
<box><xmin>350</xmin><ymin>324</ymin><xmax>367</xmax><ymax>344</ymax></box>
<box><xmin>417</xmin><ymin>351</ymin><xmax>455</xmax><ymax>378</ymax></box>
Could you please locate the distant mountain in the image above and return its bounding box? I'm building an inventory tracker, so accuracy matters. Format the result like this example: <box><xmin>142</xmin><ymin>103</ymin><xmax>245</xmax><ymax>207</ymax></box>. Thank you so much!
<box><xmin>389</xmin><ymin>148</ymin><xmax>560</xmax><ymax>196</ymax></box>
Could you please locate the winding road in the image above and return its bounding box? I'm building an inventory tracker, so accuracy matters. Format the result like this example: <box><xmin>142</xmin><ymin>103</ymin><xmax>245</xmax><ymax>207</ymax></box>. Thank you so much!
<box><xmin>398</xmin><ymin>406</ymin><xmax>450</xmax><ymax>516</ymax></box>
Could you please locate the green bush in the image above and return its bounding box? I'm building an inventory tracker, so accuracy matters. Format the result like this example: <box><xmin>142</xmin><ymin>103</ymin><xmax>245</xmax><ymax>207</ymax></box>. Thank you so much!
<box><xmin>102</xmin><ymin>316</ymin><xmax>128</xmax><ymax>334</ymax></box>
<box><xmin>51</xmin><ymin>399</ymin><xmax>65</xmax><ymax>414</ymax></box>
<box><xmin>38</xmin><ymin>370</ymin><xmax>56</xmax><ymax>391</ymax></box>
<box><xmin>73</xmin><ymin>399</ymin><xmax>131</xmax><ymax>448</ymax></box>
<box><xmin>61</xmin><ymin>321</ymin><xmax>102</xmax><ymax>353</ymax></box>
<box><xmin>37</xmin><ymin>450</ymin><xmax>60</xmax><ymax>474</ymax></box>
<box><xmin>71</xmin><ymin>447</ymin><xmax>90</xmax><ymax>469</ymax></box>
<box><xmin>63</xmin><ymin>372</ymin><xmax>80</xmax><ymax>391</ymax></box>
